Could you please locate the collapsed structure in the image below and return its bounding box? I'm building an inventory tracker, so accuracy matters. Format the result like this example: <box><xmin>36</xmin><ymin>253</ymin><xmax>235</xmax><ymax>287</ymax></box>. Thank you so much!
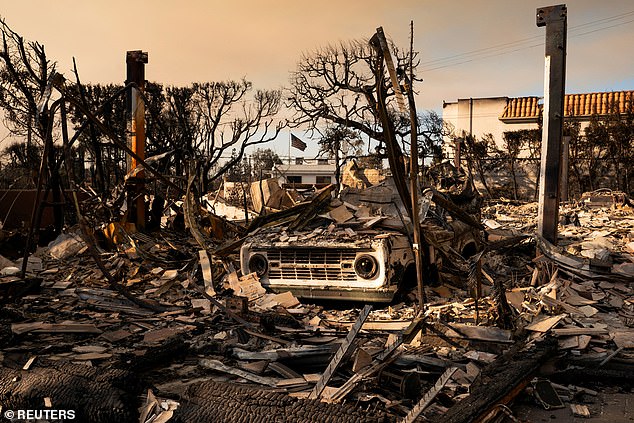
<box><xmin>0</xmin><ymin>12</ymin><xmax>633</xmax><ymax>423</ymax></box>
<box><xmin>1</xmin><ymin>142</ymin><xmax>632</xmax><ymax>422</ymax></box>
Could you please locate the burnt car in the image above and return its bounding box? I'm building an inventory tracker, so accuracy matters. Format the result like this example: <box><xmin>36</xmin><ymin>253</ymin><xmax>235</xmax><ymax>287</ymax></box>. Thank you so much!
<box><xmin>239</xmin><ymin>178</ymin><xmax>483</xmax><ymax>302</ymax></box>
<box><xmin>241</xmin><ymin>229</ymin><xmax>413</xmax><ymax>302</ymax></box>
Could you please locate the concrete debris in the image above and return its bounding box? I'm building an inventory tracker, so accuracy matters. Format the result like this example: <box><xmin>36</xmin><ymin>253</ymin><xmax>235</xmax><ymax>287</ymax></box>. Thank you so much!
<box><xmin>48</xmin><ymin>232</ymin><xmax>87</xmax><ymax>260</ymax></box>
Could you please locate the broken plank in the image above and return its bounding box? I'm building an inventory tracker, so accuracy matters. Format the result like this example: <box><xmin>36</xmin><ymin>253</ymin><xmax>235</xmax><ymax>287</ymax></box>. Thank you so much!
<box><xmin>537</xmin><ymin>294</ymin><xmax>582</xmax><ymax>315</ymax></box>
<box><xmin>303</xmin><ymin>373</ymin><xmax>321</xmax><ymax>383</ymax></box>
<box><xmin>363</xmin><ymin>216</ymin><xmax>386</xmax><ymax>228</ymax></box>
<box><xmin>402</xmin><ymin>367</ymin><xmax>458</xmax><ymax>423</ymax></box>
<box><xmin>200</xmin><ymin>359</ymin><xmax>279</xmax><ymax>387</ymax></box>
<box><xmin>525</xmin><ymin>314</ymin><xmax>566</xmax><ymax>333</ymax></box>
<box><xmin>308</xmin><ymin>304</ymin><xmax>372</xmax><ymax>400</ymax></box>
<box><xmin>444</xmin><ymin>323</ymin><xmax>513</xmax><ymax>343</ymax></box>
<box><xmin>72</xmin><ymin>345</ymin><xmax>108</xmax><ymax>354</ymax></box>
<box><xmin>198</xmin><ymin>250</ymin><xmax>216</xmax><ymax>296</ymax></box>
<box><xmin>551</xmin><ymin>327</ymin><xmax>608</xmax><ymax>336</ymax></box>
<box><xmin>276</xmin><ymin>378</ymin><xmax>309</xmax><ymax>389</ymax></box>
<box><xmin>570</xmin><ymin>404</ymin><xmax>591</xmax><ymax>418</ymax></box>
<box><xmin>11</xmin><ymin>322</ymin><xmax>102</xmax><ymax>335</ymax></box>
<box><xmin>23</xmin><ymin>356</ymin><xmax>37</xmax><ymax>370</ymax></box>
<box><xmin>233</xmin><ymin>345</ymin><xmax>336</xmax><ymax>361</ymax></box>
<box><xmin>237</xmin><ymin>360</ymin><xmax>269</xmax><ymax>375</ymax></box>
<box><xmin>73</xmin><ymin>352</ymin><xmax>113</xmax><ymax>361</ymax></box>
<box><xmin>330</xmin><ymin>319</ymin><xmax>411</xmax><ymax>331</ymax></box>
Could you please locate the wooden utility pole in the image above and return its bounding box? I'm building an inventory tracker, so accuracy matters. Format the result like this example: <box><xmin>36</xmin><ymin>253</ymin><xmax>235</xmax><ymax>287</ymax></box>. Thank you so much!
<box><xmin>536</xmin><ymin>5</ymin><xmax>567</xmax><ymax>244</ymax></box>
<box><xmin>405</xmin><ymin>21</ymin><xmax>427</xmax><ymax>309</ymax></box>
<box><xmin>371</xmin><ymin>25</ymin><xmax>427</xmax><ymax>309</ymax></box>
<box><xmin>126</xmin><ymin>50</ymin><xmax>148</xmax><ymax>229</ymax></box>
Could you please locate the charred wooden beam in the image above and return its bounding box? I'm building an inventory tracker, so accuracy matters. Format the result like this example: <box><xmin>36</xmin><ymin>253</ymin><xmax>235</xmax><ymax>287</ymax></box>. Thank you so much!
<box><xmin>431</xmin><ymin>190</ymin><xmax>484</xmax><ymax>230</ymax></box>
<box><xmin>436</xmin><ymin>340</ymin><xmax>556</xmax><ymax>423</ymax></box>
<box><xmin>369</xmin><ymin>33</ymin><xmax>412</xmax><ymax>220</ymax></box>
<box><xmin>536</xmin><ymin>5</ymin><xmax>567</xmax><ymax>244</ymax></box>
<box><xmin>287</xmin><ymin>184</ymin><xmax>335</xmax><ymax>232</ymax></box>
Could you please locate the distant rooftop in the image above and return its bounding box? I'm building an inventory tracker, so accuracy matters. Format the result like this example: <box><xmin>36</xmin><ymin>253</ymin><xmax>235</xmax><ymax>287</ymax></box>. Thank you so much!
<box><xmin>500</xmin><ymin>90</ymin><xmax>634</xmax><ymax>122</ymax></box>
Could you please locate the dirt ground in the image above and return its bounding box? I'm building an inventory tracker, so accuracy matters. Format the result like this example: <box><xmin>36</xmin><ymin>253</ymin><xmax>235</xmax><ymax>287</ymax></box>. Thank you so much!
<box><xmin>510</xmin><ymin>389</ymin><xmax>634</xmax><ymax>422</ymax></box>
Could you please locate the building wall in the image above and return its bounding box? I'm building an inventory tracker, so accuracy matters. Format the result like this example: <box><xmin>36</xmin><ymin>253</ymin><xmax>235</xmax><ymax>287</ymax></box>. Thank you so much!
<box><xmin>444</xmin><ymin>91</ymin><xmax>633</xmax><ymax>158</ymax></box>
<box><xmin>271</xmin><ymin>161</ymin><xmax>336</xmax><ymax>186</ymax></box>
<box><xmin>442</xmin><ymin>91</ymin><xmax>633</xmax><ymax>199</ymax></box>
<box><xmin>283</xmin><ymin>174</ymin><xmax>320</xmax><ymax>185</ymax></box>
<box><xmin>443</xmin><ymin>97</ymin><xmax>540</xmax><ymax>157</ymax></box>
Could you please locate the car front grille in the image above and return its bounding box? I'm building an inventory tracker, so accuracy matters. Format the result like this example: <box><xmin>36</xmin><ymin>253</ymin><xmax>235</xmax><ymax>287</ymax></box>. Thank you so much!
<box><xmin>265</xmin><ymin>248</ymin><xmax>358</xmax><ymax>282</ymax></box>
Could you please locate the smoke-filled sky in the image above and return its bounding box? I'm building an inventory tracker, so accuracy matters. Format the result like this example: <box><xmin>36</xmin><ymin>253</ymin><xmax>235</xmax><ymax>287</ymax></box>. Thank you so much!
<box><xmin>1</xmin><ymin>0</ymin><xmax>633</xmax><ymax>154</ymax></box>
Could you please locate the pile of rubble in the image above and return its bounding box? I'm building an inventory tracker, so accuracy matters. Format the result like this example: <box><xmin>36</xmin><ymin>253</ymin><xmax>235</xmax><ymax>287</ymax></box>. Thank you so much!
<box><xmin>0</xmin><ymin>183</ymin><xmax>632</xmax><ymax>422</ymax></box>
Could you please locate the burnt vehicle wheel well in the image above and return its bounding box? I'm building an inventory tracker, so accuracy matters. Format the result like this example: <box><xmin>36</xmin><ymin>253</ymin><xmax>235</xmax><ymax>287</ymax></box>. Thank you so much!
<box><xmin>398</xmin><ymin>263</ymin><xmax>417</xmax><ymax>291</ymax></box>
<box><xmin>391</xmin><ymin>262</ymin><xmax>417</xmax><ymax>303</ymax></box>
<box><xmin>461</xmin><ymin>241</ymin><xmax>478</xmax><ymax>259</ymax></box>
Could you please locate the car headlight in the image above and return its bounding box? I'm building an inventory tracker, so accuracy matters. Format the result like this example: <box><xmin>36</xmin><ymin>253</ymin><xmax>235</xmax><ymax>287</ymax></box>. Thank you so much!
<box><xmin>354</xmin><ymin>254</ymin><xmax>378</xmax><ymax>279</ymax></box>
<box><xmin>248</xmin><ymin>253</ymin><xmax>268</xmax><ymax>277</ymax></box>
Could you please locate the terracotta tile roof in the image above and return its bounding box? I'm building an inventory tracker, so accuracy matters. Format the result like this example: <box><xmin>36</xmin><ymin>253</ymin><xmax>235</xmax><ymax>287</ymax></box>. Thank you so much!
<box><xmin>500</xmin><ymin>90</ymin><xmax>634</xmax><ymax>121</ymax></box>
<box><xmin>564</xmin><ymin>91</ymin><xmax>634</xmax><ymax>116</ymax></box>
<box><xmin>500</xmin><ymin>97</ymin><xmax>541</xmax><ymax>120</ymax></box>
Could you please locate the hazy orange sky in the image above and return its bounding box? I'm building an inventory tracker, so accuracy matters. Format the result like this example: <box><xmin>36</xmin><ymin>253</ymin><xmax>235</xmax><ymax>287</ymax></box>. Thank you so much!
<box><xmin>1</xmin><ymin>0</ymin><xmax>633</xmax><ymax>155</ymax></box>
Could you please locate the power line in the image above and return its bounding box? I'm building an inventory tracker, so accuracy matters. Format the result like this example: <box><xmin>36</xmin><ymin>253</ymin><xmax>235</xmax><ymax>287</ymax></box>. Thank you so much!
<box><xmin>419</xmin><ymin>10</ymin><xmax>634</xmax><ymax>72</ymax></box>
<box><xmin>570</xmin><ymin>17</ymin><xmax>634</xmax><ymax>37</ymax></box>
<box><xmin>421</xmin><ymin>42</ymin><xmax>544</xmax><ymax>72</ymax></box>
<box><xmin>419</xmin><ymin>10</ymin><xmax>634</xmax><ymax>68</ymax></box>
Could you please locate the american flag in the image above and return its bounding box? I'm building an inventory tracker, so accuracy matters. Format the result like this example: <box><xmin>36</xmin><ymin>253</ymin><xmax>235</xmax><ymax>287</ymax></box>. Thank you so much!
<box><xmin>291</xmin><ymin>134</ymin><xmax>307</xmax><ymax>151</ymax></box>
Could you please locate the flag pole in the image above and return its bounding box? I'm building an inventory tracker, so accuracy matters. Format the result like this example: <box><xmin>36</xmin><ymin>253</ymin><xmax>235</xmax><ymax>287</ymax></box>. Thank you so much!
<box><xmin>288</xmin><ymin>133</ymin><xmax>291</xmax><ymax>164</ymax></box>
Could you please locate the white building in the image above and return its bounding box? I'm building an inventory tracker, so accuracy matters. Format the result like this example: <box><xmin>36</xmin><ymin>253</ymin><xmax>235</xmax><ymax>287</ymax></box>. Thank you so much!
<box><xmin>271</xmin><ymin>158</ymin><xmax>336</xmax><ymax>187</ymax></box>
<box><xmin>442</xmin><ymin>97</ymin><xmax>540</xmax><ymax>150</ymax></box>
<box><xmin>443</xmin><ymin>90</ymin><xmax>634</xmax><ymax>157</ymax></box>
